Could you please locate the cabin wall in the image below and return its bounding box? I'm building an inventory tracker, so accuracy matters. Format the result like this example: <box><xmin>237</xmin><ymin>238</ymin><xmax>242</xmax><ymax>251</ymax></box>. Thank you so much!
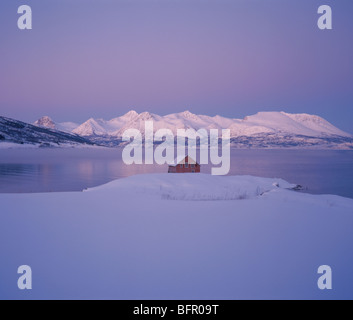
<box><xmin>168</xmin><ymin>163</ymin><xmax>200</xmax><ymax>173</ymax></box>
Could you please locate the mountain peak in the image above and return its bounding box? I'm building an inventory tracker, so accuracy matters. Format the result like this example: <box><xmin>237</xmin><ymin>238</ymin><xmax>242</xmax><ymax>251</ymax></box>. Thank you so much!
<box><xmin>138</xmin><ymin>111</ymin><xmax>154</xmax><ymax>120</ymax></box>
<box><xmin>87</xmin><ymin>117</ymin><xmax>99</xmax><ymax>123</ymax></box>
<box><xmin>238</xmin><ymin>111</ymin><xmax>352</xmax><ymax>137</ymax></box>
<box><xmin>34</xmin><ymin>116</ymin><xmax>56</xmax><ymax>129</ymax></box>
<box><xmin>179</xmin><ymin>110</ymin><xmax>200</xmax><ymax>120</ymax></box>
<box><xmin>124</xmin><ymin>110</ymin><xmax>138</xmax><ymax>116</ymax></box>
<box><xmin>120</xmin><ymin>110</ymin><xmax>139</xmax><ymax>120</ymax></box>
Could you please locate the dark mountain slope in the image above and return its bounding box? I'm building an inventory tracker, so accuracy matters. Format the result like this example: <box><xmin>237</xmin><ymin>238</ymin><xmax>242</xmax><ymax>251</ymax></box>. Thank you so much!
<box><xmin>0</xmin><ymin>116</ymin><xmax>95</xmax><ymax>147</ymax></box>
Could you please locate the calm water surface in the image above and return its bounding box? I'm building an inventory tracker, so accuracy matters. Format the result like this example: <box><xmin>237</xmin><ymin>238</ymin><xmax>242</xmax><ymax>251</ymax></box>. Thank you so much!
<box><xmin>0</xmin><ymin>148</ymin><xmax>352</xmax><ymax>198</ymax></box>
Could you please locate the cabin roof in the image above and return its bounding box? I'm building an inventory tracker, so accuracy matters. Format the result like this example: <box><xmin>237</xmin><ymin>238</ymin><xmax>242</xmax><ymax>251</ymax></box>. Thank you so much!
<box><xmin>169</xmin><ymin>155</ymin><xmax>197</xmax><ymax>166</ymax></box>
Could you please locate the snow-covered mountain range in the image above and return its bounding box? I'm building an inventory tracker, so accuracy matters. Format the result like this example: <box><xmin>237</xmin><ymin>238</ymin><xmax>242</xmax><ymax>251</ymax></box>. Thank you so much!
<box><xmin>31</xmin><ymin>110</ymin><xmax>353</xmax><ymax>149</ymax></box>
<box><xmin>35</xmin><ymin>110</ymin><xmax>351</xmax><ymax>137</ymax></box>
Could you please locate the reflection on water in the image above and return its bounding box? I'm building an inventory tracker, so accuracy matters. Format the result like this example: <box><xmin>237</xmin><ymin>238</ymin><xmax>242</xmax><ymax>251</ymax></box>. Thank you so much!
<box><xmin>0</xmin><ymin>148</ymin><xmax>352</xmax><ymax>198</ymax></box>
<box><xmin>0</xmin><ymin>148</ymin><xmax>165</xmax><ymax>193</ymax></box>
<box><xmin>0</xmin><ymin>163</ymin><xmax>39</xmax><ymax>177</ymax></box>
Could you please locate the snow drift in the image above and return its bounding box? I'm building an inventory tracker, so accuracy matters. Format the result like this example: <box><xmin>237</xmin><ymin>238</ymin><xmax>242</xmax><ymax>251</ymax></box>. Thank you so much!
<box><xmin>87</xmin><ymin>173</ymin><xmax>297</xmax><ymax>201</ymax></box>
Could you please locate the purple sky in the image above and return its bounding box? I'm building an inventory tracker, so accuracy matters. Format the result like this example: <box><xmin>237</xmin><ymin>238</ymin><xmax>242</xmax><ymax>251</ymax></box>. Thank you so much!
<box><xmin>0</xmin><ymin>0</ymin><xmax>352</xmax><ymax>133</ymax></box>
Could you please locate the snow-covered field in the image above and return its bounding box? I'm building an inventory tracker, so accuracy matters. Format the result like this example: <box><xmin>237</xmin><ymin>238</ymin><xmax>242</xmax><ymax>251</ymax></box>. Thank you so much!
<box><xmin>1</xmin><ymin>173</ymin><xmax>353</xmax><ymax>299</ymax></box>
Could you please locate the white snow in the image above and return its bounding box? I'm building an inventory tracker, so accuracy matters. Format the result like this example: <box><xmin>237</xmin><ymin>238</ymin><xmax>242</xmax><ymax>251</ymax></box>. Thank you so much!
<box><xmin>1</xmin><ymin>173</ymin><xmax>353</xmax><ymax>299</ymax></box>
<box><xmin>87</xmin><ymin>173</ymin><xmax>296</xmax><ymax>200</ymax></box>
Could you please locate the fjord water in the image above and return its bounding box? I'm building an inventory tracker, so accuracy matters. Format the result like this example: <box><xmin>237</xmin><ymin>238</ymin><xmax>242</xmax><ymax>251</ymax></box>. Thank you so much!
<box><xmin>0</xmin><ymin>148</ymin><xmax>352</xmax><ymax>198</ymax></box>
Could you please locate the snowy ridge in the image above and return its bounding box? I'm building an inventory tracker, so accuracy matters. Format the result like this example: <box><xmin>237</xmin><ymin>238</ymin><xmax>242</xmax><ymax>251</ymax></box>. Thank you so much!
<box><xmin>86</xmin><ymin>173</ymin><xmax>298</xmax><ymax>201</ymax></box>
<box><xmin>72</xmin><ymin>111</ymin><xmax>140</xmax><ymax>136</ymax></box>
<box><xmin>34</xmin><ymin>110</ymin><xmax>352</xmax><ymax>139</ymax></box>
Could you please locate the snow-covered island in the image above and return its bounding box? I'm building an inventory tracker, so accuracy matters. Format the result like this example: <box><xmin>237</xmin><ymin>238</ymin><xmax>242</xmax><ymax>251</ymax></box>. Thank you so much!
<box><xmin>1</xmin><ymin>173</ymin><xmax>353</xmax><ymax>299</ymax></box>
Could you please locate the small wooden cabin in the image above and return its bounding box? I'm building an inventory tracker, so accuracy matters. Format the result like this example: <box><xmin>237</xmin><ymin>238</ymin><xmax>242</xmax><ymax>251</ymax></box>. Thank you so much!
<box><xmin>168</xmin><ymin>155</ymin><xmax>201</xmax><ymax>173</ymax></box>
